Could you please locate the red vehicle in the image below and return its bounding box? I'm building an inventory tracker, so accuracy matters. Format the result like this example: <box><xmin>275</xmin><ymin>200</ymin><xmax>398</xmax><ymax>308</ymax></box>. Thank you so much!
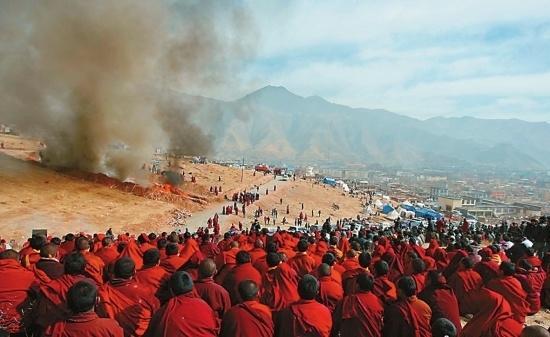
<box><xmin>255</xmin><ymin>164</ymin><xmax>271</xmax><ymax>173</ymax></box>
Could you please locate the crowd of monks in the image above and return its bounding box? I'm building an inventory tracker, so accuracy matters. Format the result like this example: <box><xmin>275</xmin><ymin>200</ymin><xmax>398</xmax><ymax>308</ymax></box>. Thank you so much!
<box><xmin>1</xmin><ymin>224</ymin><xmax>550</xmax><ymax>337</ymax></box>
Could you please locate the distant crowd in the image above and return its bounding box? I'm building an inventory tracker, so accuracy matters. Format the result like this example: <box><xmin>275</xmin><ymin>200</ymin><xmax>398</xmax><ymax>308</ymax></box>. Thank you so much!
<box><xmin>1</xmin><ymin>216</ymin><xmax>550</xmax><ymax>337</ymax></box>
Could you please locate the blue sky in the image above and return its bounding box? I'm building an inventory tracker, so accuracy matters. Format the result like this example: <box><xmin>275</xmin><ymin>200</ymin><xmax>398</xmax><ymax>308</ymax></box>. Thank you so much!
<box><xmin>226</xmin><ymin>0</ymin><xmax>550</xmax><ymax>122</ymax></box>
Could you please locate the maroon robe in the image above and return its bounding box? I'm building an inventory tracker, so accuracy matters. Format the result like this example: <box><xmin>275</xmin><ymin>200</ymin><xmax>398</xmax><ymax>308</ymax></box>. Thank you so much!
<box><xmin>220</xmin><ymin>300</ymin><xmax>274</xmax><ymax>337</ymax></box>
<box><xmin>44</xmin><ymin>311</ymin><xmax>124</xmax><ymax>337</ymax></box>
<box><xmin>194</xmin><ymin>277</ymin><xmax>231</xmax><ymax>319</ymax></box>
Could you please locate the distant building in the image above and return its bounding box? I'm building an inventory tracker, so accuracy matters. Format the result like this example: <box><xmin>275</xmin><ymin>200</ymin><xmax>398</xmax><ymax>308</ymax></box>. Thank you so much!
<box><xmin>512</xmin><ymin>202</ymin><xmax>542</xmax><ymax>218</ymax></box>
<box><xmin>430</xmin><ymin>186</ymin><xmax>448</xmax><ymax>200</ymax></box>
<box><xmin>438</xmin><ymin>196</ymin><xmax>462</xmax><ymax>211</ymax></box>
<box><xmin>462</xmin><ymin>189</ymin><xmax>489</xmax><ymax>200</ymax></box>
<box><xmin>490</xmin><ymin>190</ymin><xmax>506</xmax><ymax>200</ymax></box>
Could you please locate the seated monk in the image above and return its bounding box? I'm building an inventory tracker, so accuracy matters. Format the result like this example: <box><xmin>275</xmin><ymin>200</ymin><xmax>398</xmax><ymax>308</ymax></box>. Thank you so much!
<box><xmin>222</xmin><ymin>251</ymin><xmax>262</xmax><ymax>305</ymax></box>
<box><xmin>253</xmin><ymin>242</ymin><xmax>278</xmax><ymax>275</ymax></box>
<box><xmin>431</xmin><ymin>318</ymin><xmax>458</xmax><ymax>337</ymax></box>
<box><xmin>97</xmin><ymin>258</ymin><xmax>160</xmax><ymax>337</ymax></box>
<box><xmin>411</xmin><ymin>258</ymin><xmax>427</xmax><ymax>293</ymax></box>
<box><xmin>383</xmin><ymin>276</ymin><xmax>432</xmax><ymax>337</ymax></box>
<box><xmin>214</xmin><ymin>241</ymin><xmax>240</xmax><ymax>284</ymax></box>
<box><xmin>418</xmin><ymin>270</ymin><xmax>462</xmax><ymax>336</ymax></box>
<box><xmin>313</xmin><ymin>253</ymin><xmax>343</xmax><ymax>285</ymax></box>
<box><xmin>94</xmin><ymin>237</ymin><xmax>119</xmax><ymax>267</ymax></box>
<box><xmin>260</xmin><ymin>252</ymin><xmax>300</xmax><ymax>314</ymax></box>
<box><xmin>461</xmin><ymin>287</ymin><xmax>523</xmax><ymax>337</ymax></box>
<box><xmin>316</xmin><ymin>263</ymin><xmax>344</xmax><ymax>314</ymax></box>
<box><xmin>372</xmin><ymin>260</ymin><xmax>397</xmax><ymax>304</ymax></box>
<box><xmin>474</xmin><ymin>248</ymin><xmax>500</xmax><ymax>285</ymax></box>
<box><xmin>159</xmin><ymin>243</ymin><xmax>187</xmax><ymax>274</ymax></box>
<box><xmin>76</xmin><ymin>236</ymin><xmax>105</xmax><ymax>285</ymax></box>
<box><xmin>520</xmin><ymin>325</ymin><xmax>550</xmax><ymax>337</ymax></box>
<box><xmin>487</xmin><ymin>261</ymin><xmax>530</xmax><ymax>324</ymax></box>
<box><xmin>515</xmin><ymin>259</ymin><xmax>546</xmax><ymax>315</ymax></box>
<box><xmin>447</xmin><ymin>257</ymin><xmax>482</xmax><ymax>315</ymax></box>
<box><xmin>334</xmin><ymin>273</ymin><xmax>384</xmax><ymax>337</ymax></box>
<box><xmin>220</xmin><ymin>280</ymin><xmax>274</xmax><ymax>337</ymax></box>
<box><xmin>134</xmin><ymin>249</ymin><xmax>170</xmax><ymax>301</ymax></box>
<box><xmin>35</xmin><ymin>243</ymin><xmax>65</xmax><ymax>281</ymax></box>
<box><xmin>288</xmin><ymin>240</ymin><xmax>317</xmax><ymax>277</ymax></box>
<box><xmin>342</xmin><ymin>252</ymin><xmax>371</xmax><ymax>295</ymax></box>
<box><xmin>144</xmin><ymin>271</ymin><xmax>219</xmax><ymax>337</ymax></box>
<box><xmin>248</xmin><ymin>239</ymin><xmax>266</xmax><ymax>263</ymax></box>
<box><xmin>194</xmin><ymin>259</ymin><xmax>231</xmax><ymax>320</ymax></box>
<box><xmin>0</xmin><ymin>249</ymin><xmax>37</xmax><ymax>335</ymax></box>
<box><xmin>21</xmin><ymin>234</ymin><xmax>46</xmax><ymax>268</ymax></box>
<box><xmin>33</xmin><ymin>253</ymin><xmax>89</xmax><ymax>332</ymax></box>
<box><xmin>276</xmin><ymin>275</ymin><xmax>333</xmax><ymax>337</ymax></box>
<box><xmin>199</xmin><ymin>234</ymin><xmax>220</xmax><ymax>260</ymax></box>
<box><xmin>340</xmin><ymin>242</ymin><xmax>362</xmax><ymax>271</ymax></box>
<box><xmin>44</xmin><ymin>281</ymin><xmax>124</xmax><ymax>337</ymax></box>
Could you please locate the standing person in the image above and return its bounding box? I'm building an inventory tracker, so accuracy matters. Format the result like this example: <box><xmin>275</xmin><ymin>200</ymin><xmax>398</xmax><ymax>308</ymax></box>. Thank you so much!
<box><xmin>383</xmin><ymin>276</ymin><xmax>432</xmax><ymax>337</ymax></box>
<box><xmin>145</xmin><ymin>271</ymin><xmax>219</xmax><ymax>337</ymax></box>
<box><xmin>334</xmin><ymin>273</ymin><xmax>384</xmax><ymax>337</ymax></box>
<box><xmin>220</xmin><ymin>280</ymin><xmax>274</xmax><ymax>337</ymax></box>
<box><xmin>44</xmin><ymin>281</ymin><xmax>124</xmax><ymax>337</ymax></box>
<box><xmin>276</xmin><ymin>275</ymin><xmax>333</xmax><ymax>337</ymax></box>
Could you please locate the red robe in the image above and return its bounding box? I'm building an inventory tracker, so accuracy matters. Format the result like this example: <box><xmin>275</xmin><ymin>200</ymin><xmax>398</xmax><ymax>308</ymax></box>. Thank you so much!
<box><xmin>447</xmin><ymin>268</ymin><xmax>482</xmax><ymax>314</ymax></box>
<box><xmin>337</xmin><ymin>291</ymin><xmax>384</xmax><ymax>337</ymax></box>
<box><xmin>418</xmin><ymin>284</ymin><xmax>462</xmax><ymax>335</ymax></box>
<box><xmin>382</xmin><ymin>296</ymin><xmax>432</xmax><ymax>337</ymax></box>
<box><xmin>372</xmin><ymin>276</ymin><xmax>397</xmax><ymax>304</ymax></box>
<box><xmin>276</xmin><ymin>299</ymin><xmax>333</xmax><ymax>337</ymax></box>
<box><xmin>260</xmin><ymin>263</ymin><xmax>300</xmax><ymax>312</ymax></box>
<box><xmin>44</xmin><ymin>312</ymin><xmax>124</xmax><ymax>337</ymax></box>
<box><xmin>222</xmin><ymin>262</ymin><xmax>262</xmax><ymax>304</ymax></box>
<box><xmin>144</xmin><ymin>292</ymin><xmax>219</xmax><ymax>337</ymax></box>
<box><xmin>220</xmin><ymin>300</ymin><xmax>274</xmax><ymax>337</ymax></box>
<box><xmin>81</xmin><ymin>251</ymin><xmax>106</xmax><ymax>285</ymax></box>
<box><xmin>487</xmin><ymin>275</ymin><xmax>530</xmax><ymax>323</ymax></box>
<box><xmin>98</xmin><ymin>279</ymin><xmax>160</xmax><ymax>337</ymax></box>
<box><xmin>194</xmin><ymin>277</ymin><xmax>231</xmax><ymax>319</ymax></box>
<box><xmin>341</xmin><ymin>268</ymin><xmax>368</xmax><ymax>295</ymax></box>
<box><xmin>34</xmin><ymin>274</ymin><xmax>89</xmax><ymax>330</ymax></box>
<box><xmin>317</xmin><ymin>276</ymin><xmax>344</xmax><ymax>313</ymax></box>
<box><xmin>288</xmin><ymin>253</ymin><xmax>317</xmax><ymax>277</ymax></box>
<box><xmin>0</xmin><ymin>259</ymin><xmax>37</xmax><ymax>333</ymax></box>
<box><xmin>214</xmin><ymin>247</ymin><xmax>239</xmax><ymax>284</ymax></box>
<box><xmin>515</xmin><ymin>269</ymin><xmax>546</xmax><ymax>314</ymax></box>
<box><xmin>461</xmin><ymin>288</ymin><xmax>523</xmax><ymax>337</ymax></box>
<box><xmin>248</xmin><ymin>247</ymin><xmax>266</xmax><ymax>263</ymax></box>
<box><xmin>119</xmin><ymin>241</ymin><xmax>144</xmax><ymax>271</ymax></box>
<box><xmin>474</xmin><ymin>260</ymin><xmax>500</xmax><ymax>285</ymax></box>
<box><xmin>411</xmin><ymin>272</ymin><xmax>426</xmax><ymax>294</ymax></box>
<box><xmin>159</xmin><ymin>255</ymin><xmax>187</xmax><ymax>274</ymax></box>
<box><xmin>94</xmin><ymin>246</ymin><xmax>120</xmax><ymax>267</ymax></box>
<box><xmin>135</xmin><ymin>265</ymin><xmax>170</xmax><ymax>292</ymax></box>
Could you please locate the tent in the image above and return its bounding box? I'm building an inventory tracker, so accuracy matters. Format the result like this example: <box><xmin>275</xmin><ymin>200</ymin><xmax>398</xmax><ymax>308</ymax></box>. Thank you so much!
<box><xmin>382</xmin><ymin>204</ymin><xmax>395</xmax><ymax>215</ymax></box>
<box><xmin>323</xmin><ymin>177</ymin><xmax>337</xmax><ymax>187</ymax></box>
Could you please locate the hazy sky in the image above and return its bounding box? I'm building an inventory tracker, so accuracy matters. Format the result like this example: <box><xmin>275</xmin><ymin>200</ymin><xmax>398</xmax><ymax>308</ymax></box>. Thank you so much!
<box><xmin>234</xmin><ymin>0</ymin><xmax>550</xmax><ymax>122</ymax></box>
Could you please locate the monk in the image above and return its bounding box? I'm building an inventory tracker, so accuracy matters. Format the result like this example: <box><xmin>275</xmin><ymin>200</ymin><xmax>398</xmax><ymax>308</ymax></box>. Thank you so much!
<box><xmin>222</xmin><ymin>251</ymin><xmax>262</xmax><ymax>304</ymax></box>
<box><xmin>288</xmin><ymin>240</ymin><xmax>317</xmax><ymax>277</ymax></box>
<box><xmin>194</xmin><ymin>259</ymin><xmax>231</xmax><ymax>320</ymax></box>
<box><xmin>0</xmin><ymin>249</ymin><xmax>37</xmax><ymax>335</ymax></box>
<box><xmin>33</xmin><ymin>252</ymin><xmax>89</xmax><ymax>332</ymax></box>
<box><xmin>418</xmin><ymin>270</ymin><xmax>462</xmax><ymax>336</ymax></box>
<box><xmin>411</xmin><ymin>258</ymin><xmax>427</xmax><ymax>293</ymax></box>
<box><xmin>276</xmin><ymin>275</ymin><xmax>333</xmax><ymax>337</ymax></box>
<box><xmin>135</xmin><ymin>249</ymin><xmax>170</xmax><ymax>301</ymax></box>
<box><xmin>335</xmin><ymin>273</ymin><xmax>384</xmax><ymax>337</ymax></box>
<box><xmin>253</xmin><ymin>242</ymin><xmax>278</xmax><ymax>275</ymax></box>
<box><xmin>372</xmin><ymin>260</ymin><xmax>397</xmax><ymax>304</ymax></box>
<box><xmin>95</xmin><ymin>237</ymin><xmax>119</xmax><ymax>267</ymax></box>
<box><xmin>487</xmin><ymin>261</ymin><xmax>530</xmax><ymax>324</ymax></box>
<box><xmin>44</xmin><ymin>281</ymin><xmax>124</xmax><ymax>337</ymax></box>
<box><xmin>431</xmin><ymin>318</ymin><xmax>457</xmax><ymax>337</ymax></box>
<box><xmin>199</xmin><ymin>234</ymin><xmax>220</xmax><ymax>259</ymax></box>
<box><xmin>521</xmin><ymin>325</ymin><xmax>550</xmax><ymax>337</ymax></box>
<box><xmin>21</xmin><ymin>234</ymin><xmax>46</xmax><ymax>268</ymax></box>
<box><xmin>515</xmin><ymin>259</ymin><xmax>546</xmax><ymax>314</ymax></box>
<box><xmin>248</xmin><ymin>239</ymin><xmax>266</xmax><ymax>263</ymax></box>
<box><xmin>35</xmin><ymin>243</ymin><xmax>65</xmax><ymax>281</ymax></box>
<box><xmin>220</xmin><ymin>280</ymin><xmax>274</xmax><ymax>337</ymax></box>
<box><xmin>381</xmin><ymin>251</ymin><xmax>404</xmax><ymax>282</ymax></box>
<box><xmin>316</xmin><ymin>253</ymin><xmax>343</xmax><ymax>285</ymax></box>
<box><xmin>159</xmin><ymin>243</ymin><xmax>187</xmax><ymax>274</ymax></box>
<box><xmin>461</xmin><ymin>287</ymin><xmax>523</xmax><ymax>337</ymax></box>
<box><xmin>342</xmin><ymin>252</ymin><xmax>371</xmax><ymax>295</ymax></box>
<box><xmin>447</xmin><ymin>257</ymin><xmax>482</xmax><ymax>315</ymax></box>
<box><xmin>260</xmin><ymin>252</ymin><xmax>300</xmax><ymax>313</ymax></box>
<box><xmin>97</xmin><ymin>257</ymin><xmax>160</xmax><ymax>337</ymax></box>
<box><xmin>316</xmin><ymin>263</ymin><xmax>344</xmax><ymax>313</ymax></box>
<box><xmin>383</xmin><ymin>276</ymin><xmax>432</xmax><ymax>337</ymax></box>
<box><xmin>76</xmin><ymin>236</ymin><xmax>105</xmax><ymax>285</ymax></box>
<box><xmin>144</xmin><ymin>271</ymin><xmax>219</xmax><ymax>337</ymax></box>
<box><xmin>214</xmin><ymin>241</ymin><xmax>240</xmax><ymax>284</ymax></box>
<box><xmin>474</xmin><ymin>248</ymin><xmax>500</xmax><ymax>285</ymax></box>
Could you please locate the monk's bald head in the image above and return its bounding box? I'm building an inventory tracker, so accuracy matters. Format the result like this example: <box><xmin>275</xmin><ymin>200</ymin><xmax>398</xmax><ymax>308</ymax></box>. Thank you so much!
<box><xmin>238</xmin><ymin>280</ymin><xmax>259</xmax><ymax>301</ymax></box>
<box><xmin>198</xmin><ymin>258</ymin><xmax>217</xmax><ymax>279</ymax></box>
<box><xmin>230</xmin><ymin>241</ymin><xmax>239</xmax><ymax>249</ymax></box>
<box><xmin>358</xmin><ymin>252</ymin><xmax>371</xmax><ymax>268</ymax></box>
<box><xmin>298</xmin><ymin>275</ymin><xmax>319</xmax><ymax>300</ymax></box>
<box><xmin>432</xmin><ymin>318</ymin><xmax>457</xmax><ymax>337</ymax></box>
<box><xmin>521</xmin><ymin>325</ymin><xmax>550</xmax><ymax>337</ymax></box>
<box><xmin>170</xmin><ymin>271</ymin><xmax>194</xmax><ymax>295</ymax></box>
<box><xmin>254</xmin><ymin>239</ymin><xmax>264</xmax><ymax>249</ymax></box>
<box><xmin>40</xmin><ymin>243</ymin><xmax>58</xmax><ymax>258</ymax></box>
<box><xmin>114</xmin><ymin>257</ymin><xmax>135</xmax><ymax>280</ymax></box>
<box><xmin>318</xmin><ymin>263</ymin><xmax>331</xmax><ymax>277</ymax></box>
<box><xmin>0</xmin><ymin>249</ymin><xmax>19</xmax><ymax>261</ymax></box>
<box><xmin>76</xmin><ymin>236</ymin><xmax>90</xmax><ymax>251</ymax></box>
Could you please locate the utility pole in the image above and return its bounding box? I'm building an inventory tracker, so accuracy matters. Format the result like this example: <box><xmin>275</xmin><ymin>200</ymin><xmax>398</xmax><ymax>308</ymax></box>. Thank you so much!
<box><xmin>241</xmin><ymin>157</ymin><xmax>244</xmax><ymax>183</ymax></box>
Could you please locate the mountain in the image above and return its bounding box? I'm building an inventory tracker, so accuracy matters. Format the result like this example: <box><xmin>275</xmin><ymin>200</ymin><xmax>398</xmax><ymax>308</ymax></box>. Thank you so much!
<box><xmin>178</xmin><ymin>86</ymin><xmax>550</xmax><ymax>170</ymax></box>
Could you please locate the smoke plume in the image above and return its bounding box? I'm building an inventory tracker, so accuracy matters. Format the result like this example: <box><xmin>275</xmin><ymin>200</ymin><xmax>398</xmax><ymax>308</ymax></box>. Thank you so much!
<box><xmin>0</xmin><ymin>0</ymin><xmax>254</xmax><ymax>179</ymax></box>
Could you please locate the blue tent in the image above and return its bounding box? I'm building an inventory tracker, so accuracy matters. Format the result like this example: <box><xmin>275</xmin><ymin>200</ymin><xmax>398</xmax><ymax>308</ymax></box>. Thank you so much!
<box><xmin>402</xmin><ymin>204</ymin><xmax>416</xmax><ymax>212</ymax></box>
<box><xmin>323</xmin><ymin>177</ymin><xmax>337</xmax><ymax>187</ymax></box>
<box><xmin>382</xmin><ymin>204</ymin><xmax>395</xmax><ymax>214</ymax></box>
<box><xmin>414</xmin><ymin>207</ymin><xmax>442</xmax><ymax>220</ymax></box>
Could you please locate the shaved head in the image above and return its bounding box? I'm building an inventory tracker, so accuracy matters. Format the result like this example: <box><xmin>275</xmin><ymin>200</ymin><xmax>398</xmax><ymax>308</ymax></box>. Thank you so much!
<box><xmin>198</xmin><ymin>258</ymin><xmax>217</xmax><ymax>279</ymax></box>
<box><xmin>318</xmin><ymin>263</ymin><xmax>331</xmax><ymax>277</ymax></box>
<box><xmin>238</xmin><ymin>280</ymin><xmax>259</xmax><ymax>301</ymax></box>
<box><xmin>521</xmin><ymin>325</ymin><xmax>550</xmax><ymax>337</ymax></box>
<box><xmin>230</xmin><ymin>241</ymin><xmax>239</xmax><ymax>249</ymax></box>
